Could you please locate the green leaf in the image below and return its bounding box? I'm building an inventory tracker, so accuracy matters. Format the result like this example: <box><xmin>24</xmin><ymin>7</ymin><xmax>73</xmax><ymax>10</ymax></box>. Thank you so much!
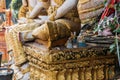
<box><xmin>104</xmin><ymin>0</ymin><xmax>107</xmax><ymax>5</ymax></box>
<box><xmin>94</xmin><ymin>26</ymin><xmax>103</xmax><ymax>33</ymax></box>
<box><xmin>113</xmin><ymin>28</ymin><xmax>120</xmax><ymax>33</ymax></box>
<box><xmin>118</xmin><ymin>8</ymin><xmax>120</xmax><ymax>12</ymax></box>
<box><xmin>109</xmin><ymin>43</ymin><xmax>116</xmax><ymax>53</ymax></box>
<box><xmin>114</xmin><ymin>17</ymin><xmax>117</xmax><ymax>21</ymax></box>
<box><xmin>114</xmin><ymin>4</ymin><xmax>117</xmax><ymax>10</ymax></box>
<box><xmin>109</xmin><ymin>22</ymin><xmax>115</xmax><ymax>30</ymax></box>
<box><xmin>103</xmin><ymin>17</ymin><xmax>107</xmax><ymax>22</ymax></box>
<box><xmin>114</xmin><ymin>3</ymin><xmax>120</xmax><ymax>12</ymax></box>
<box><xmin>11</xmin><ymin>0</ymin><xmax>22</xmax><ymax>18</ymax></box>
<box><xmin>110</xmin><ymin>43</ymin><xmax>115</xmax><ymax>49</ymax></box>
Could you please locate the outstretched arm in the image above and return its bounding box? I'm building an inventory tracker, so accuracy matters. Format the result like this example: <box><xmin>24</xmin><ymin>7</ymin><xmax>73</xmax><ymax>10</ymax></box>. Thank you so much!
<box><xmin>55</xmin><ymin>0</ymin><xmax>78</xmax><ymax>19</ymax></box>
<box><xmin>29</xmin><ymin>0</ymin><xmax>50</xmax><ymax>19</ymax></box>
<box><xmin>22</xmin><ymin>0</ymin><xmax>28</xmax><ymax>7</ymax></box>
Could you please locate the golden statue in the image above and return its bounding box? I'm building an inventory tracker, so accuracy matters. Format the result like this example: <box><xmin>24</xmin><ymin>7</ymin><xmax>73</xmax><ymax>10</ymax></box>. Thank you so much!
<box><xmin>5</xmin><ymin>0</ymin><xmax>50</xmax><ymax>66</ymax></box>
<box><xmin>5</xmin><ymin>0</ymin><xmax>81</xmax><ymax>66</ymax></box>
<box><xmin>32</xmin><ymin>0</ymin><xmax>80</xmax><ymax>48</ymax></box>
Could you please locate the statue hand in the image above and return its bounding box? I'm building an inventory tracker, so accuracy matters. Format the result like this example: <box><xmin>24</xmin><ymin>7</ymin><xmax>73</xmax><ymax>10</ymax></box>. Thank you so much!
<box><xmin>18</xmin><ymin>17</ymin><xmax>27</xmax><ymax>24</ymax></box>
<box><xmin>18</xmin><ymin>17</ymin><xmax>34</xmax><ymax>24</ymax></box>
<box><xmin>22</xmin><ymin>0</ymin><xmax>28</xmax><ymax>7</ymax></box>
<box><xmin>34</xmin><ymin>19</ymin><xmax>45</xmax><ymax>24</ymax></box>
<box><xmin>38</xmin><ymin>16</ymin><xmax>48</xmax><ymax>21</ymax></box>
<box><xmin>34</xmin><ymin>16</ymin><xmax>49</xmax><ymax>24</ymax></box>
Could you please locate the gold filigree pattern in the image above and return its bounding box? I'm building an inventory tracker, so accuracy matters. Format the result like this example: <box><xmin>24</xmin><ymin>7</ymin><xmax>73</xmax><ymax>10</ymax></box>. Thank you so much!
<box><xmin>24</xmin><ymin>43</ymin><xmax>116</xmax><ymax>80</ymax></box>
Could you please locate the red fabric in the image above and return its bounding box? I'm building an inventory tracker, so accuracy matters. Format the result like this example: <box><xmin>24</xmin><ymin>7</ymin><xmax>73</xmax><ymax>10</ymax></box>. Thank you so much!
<box><xmin>100</xmin><ymin>0</ymin><xmax>120</xmax><ymax>20</ymax></box>
<box><xmin>100</xmin><ymin>0</ymin><xmax>116</xmax><ymax>20</ymax></box>
<box><xmin>116</xmin><ymin>0</ymin><xmax>120</xmax><ymax>3</ymax></box>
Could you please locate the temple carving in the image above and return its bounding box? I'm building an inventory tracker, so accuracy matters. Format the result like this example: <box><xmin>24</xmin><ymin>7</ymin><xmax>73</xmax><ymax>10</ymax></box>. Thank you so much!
<box><xmin>2</xmin><ymin>0</ymin><xmax>119</xmax><ymax>80</ymax></box>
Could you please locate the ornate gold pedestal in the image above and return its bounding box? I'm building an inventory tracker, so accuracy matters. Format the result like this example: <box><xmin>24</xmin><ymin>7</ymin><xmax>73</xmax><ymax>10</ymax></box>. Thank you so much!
<box><xmin>24</xmin><ymin>42</ymin><xmax>117</xmax><ymax>80</ymax></box>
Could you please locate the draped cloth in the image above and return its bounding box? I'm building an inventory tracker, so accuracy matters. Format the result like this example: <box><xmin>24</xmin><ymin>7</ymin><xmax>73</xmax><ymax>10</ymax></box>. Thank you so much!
<box><xmin>5</xmin><ymin>22</ymin><xmax>41</xmax><ymax>66</ymax></box>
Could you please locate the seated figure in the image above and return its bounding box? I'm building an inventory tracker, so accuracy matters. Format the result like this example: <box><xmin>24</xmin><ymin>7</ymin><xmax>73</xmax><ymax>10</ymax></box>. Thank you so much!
<box><xmin>32</xmin><ymin>0</ymin><xmax>81</xmax><ymax>48</ymax></box>
<box><xmin>5</xmin><ymin>0</ymin><xmax>81</xmax><ymax>66</ymax></box>
<box><xmin>5</xmin><ymin>0</ymin><xmax>50</xmax><ymax>66</ymax></box>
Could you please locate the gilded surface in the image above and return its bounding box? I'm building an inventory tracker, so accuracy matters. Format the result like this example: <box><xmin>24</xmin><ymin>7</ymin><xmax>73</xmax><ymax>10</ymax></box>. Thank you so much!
<box><xmin>48</xmin><ymin>0</ymin><xmax>80</xmax><ymax>23</ymax></box>
<box><xmin>29</xmin><ymin>59</ymin><xmax>116</xmax><ymax>80</ymax></box>
<box><xmin>108</xmin><ymin>66</ymin><xmax>115</xmax><ymax>79</ymax></box>
<box><xmin>54</xmin><ymin>0</ymin><xmax>65</xmax><ymax>6</ymax></box>
<box><xmin>18</xmin><ymin>5</ymin><xmax>29</xmax><ymax>18</ymax></box>
<box><xmin>72</xmin><ymin>68</ymin><xmax>79</xmax><ymax>80</ymax></box>
<box><xmin>85</xmin><ymin>67</ymin><xmax>92</xmax><ymax>80</ymax></box>
<box><xmin>97</xmin><ymin>65</ymin><xmax>104</xmax><ymax>80</ymax></box>
<box><xmin>24</xmin><ymin>43</ymin><xmax>115</xmax><ymax>64</ymax></box>
<box><xmin>5</xmin><ymin>23</ymin><xmax>41</xmax><ymax>66</ymax></box>
<box><xmin>77</xmin><ymin>0</ymin><xmax>105</xmax><ymax>24</ymax></box>
<box><xmin>24</xmin><ymin>43</ymin><xmax>117</xmax><ymax>80</ymax></box>
<box><xmin>6</xmin><ymin>0</ymin><xmax>80</xmax><ymax>66</ymax></box>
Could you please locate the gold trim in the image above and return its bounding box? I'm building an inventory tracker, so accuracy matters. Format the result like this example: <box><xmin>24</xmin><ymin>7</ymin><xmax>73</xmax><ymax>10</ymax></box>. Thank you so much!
<box><xmin>79</xmin><ymin>4</ymin><xmax>104</xmax><ymax>14</ymax></box>
<box><xmin>15</xmin><ymin>56</ymin><xmax>27</xmax><ymax>66</ymax></box>
<box><xmin>81</xmin><ymin>17</ymin><xmax>96</xmax><ymax>24</ymax></box>
<box><xmin>21</xmin><ymin>67</ymin><xmax>30</xmax><ymax>74</ymax></box>
<box><xmin>54</xmin><ymin>0</ymin><xmax>65</xmax><ymax>6</ymax></box>
<box><xmin>79</xmin><ymin>0</ymin><xmax>90</xmax><ymax>4</ymax></box>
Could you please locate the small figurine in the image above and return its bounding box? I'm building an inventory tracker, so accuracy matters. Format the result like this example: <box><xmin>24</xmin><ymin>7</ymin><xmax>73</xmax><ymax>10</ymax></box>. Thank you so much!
<box><xmin>66</xmin><ymin>38</ymin><xmax>73</xmax><ymax>49</ymax></box>
<box><xmin>77</xmin><ymin>30</ymin><xmax>87</xmax><ymax>47</ymax></box>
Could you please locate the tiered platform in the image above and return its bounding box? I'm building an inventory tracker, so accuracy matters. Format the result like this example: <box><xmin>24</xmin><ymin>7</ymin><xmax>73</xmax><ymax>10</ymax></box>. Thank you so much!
<box><xmin>23</xmin><ymin>42</ymin><xmax>117</xmax><ymax>80</ymax></box>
